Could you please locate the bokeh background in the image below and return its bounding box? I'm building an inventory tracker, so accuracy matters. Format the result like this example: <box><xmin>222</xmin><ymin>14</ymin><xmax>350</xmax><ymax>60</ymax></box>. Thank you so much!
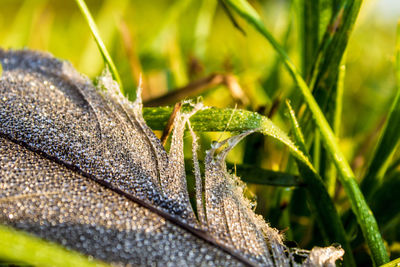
<box><xmin>1</xmin><ymin>0</ymin><xmax>399</xmax><ymax>265</ymax></box>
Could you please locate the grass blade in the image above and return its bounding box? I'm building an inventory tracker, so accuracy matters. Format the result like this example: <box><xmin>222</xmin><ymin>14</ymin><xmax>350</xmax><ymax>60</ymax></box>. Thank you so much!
<box><xmin>78</xmin><ymin>0</ymin><xmax>129</xmax><ymax>78</ymax></box>
<box><xmin>285</xmin><ymin>101</ymin><xmax>355</xmax><ymax>266</ymax></box>
<box><xmin>74</xmin><ymin>0</ymin><xmax>123</xmax><ymax>92</ymax></box>
<box><xmin>308</xmin><ymin>1</ymin><xmax>362</xmax><ymax>93</ymax></box>
<box><xmin>380</xmin><ymin>258</ymin><xmax>400</xmax><ymax>267</ymax></box>
<box><xmin>360</xmin><ymin>21</ymin><xmax>400</xmax><ymax>199</ymax></box>
<box><xmin>144</xmin><ymin>106</ymin><xmax>312</xmax><ymax>169</ymax></box>
<box><xmin>300</xmin><ymin>0</ymin><xmax>320</xmax><ymax>78</ymax></box>
<box><xmin>0</xmin><ymin>225</ymin><xmax>109</xmax><ymax>267</ymax></box>
<box><xmin>221</xmin><ymin>0</ymin><xmax>389</xmax><ymax>264</ymax></box>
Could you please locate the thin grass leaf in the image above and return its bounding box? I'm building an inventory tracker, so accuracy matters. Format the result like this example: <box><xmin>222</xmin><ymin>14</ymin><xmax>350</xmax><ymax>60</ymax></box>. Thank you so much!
<box><xmin>299</xmin><ymin>1</ymin><xmax>361</xmax><ymax>142</ymax></box>
<box><xmin>380</xmin><ymin>257</ymin><xmax>400</xmax><ymax>267</ymax></box>
<box><xmin>308</xmin><ymin>0</ymin><xmax>362</xmax><ymax>94</ymax></box>
<box><xmin>285</xmin><ymin>101</ymin><xmax>355</xmax><ymax>267</ymax></box>
<box><xmin>0</xmin><ymin>225</ymin><xmax>109</xmax><ymax>267</ymax></box>
<box><xmin>360</xmin><ymin>21</ymin><xmax>400</xmax><ymax>199</ymax></box>
<box><xmin>74</xmin><ymin>0</ymin><xmax>123</xmax><ymax>92</ymax></box>
<box><xmin>222</xmin><ymin>0</ymin><xmax>389</xmax><ymax>264</ymax></box>
<box><xmin>326</xmin><ymin>58</ymin><xmax>346</xmax><ymax>196</ymax></box>
<box><xmin>301</xmin><ymin>0</ymin><xmax>320</xmax><ymax>79</ymax></box>
<box><xmin>78</xmin><ymin>0</ymin><xmax>129</xmax><ymax>78</ymax></box>
<box><xmin>219</xmin><ymin>0</ymin><xmax>246</xmax><ymax>36</ymax></box>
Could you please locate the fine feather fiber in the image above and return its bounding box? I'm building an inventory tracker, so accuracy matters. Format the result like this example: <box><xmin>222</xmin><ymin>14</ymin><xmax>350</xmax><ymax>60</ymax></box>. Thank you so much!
<box><xmin>0</xmin><ymin>49</ymin><xmax>343</xmax><ymax>266</ymax></box>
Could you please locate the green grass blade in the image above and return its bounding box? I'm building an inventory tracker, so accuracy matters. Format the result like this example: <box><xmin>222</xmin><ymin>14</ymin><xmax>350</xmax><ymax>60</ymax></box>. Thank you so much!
<box><xmin>326</xmin><ymin>58</ymin><xmax>346</xmax><ymax>196</ymax></box>
<box><xmin>301</xmin><ymin>0</ymin><xmax>320</xmax><ymax>78</ymax></box>
<box><xmin>333</xmin><ymin>59</ymin><xmax>345</xmax><ymax>136</ymax></box>
<box><xmin>78</xmin><ymin>0</ymin><xmax>129</xmax><ymax>78</ymax></box>
<box><xmin>309</xmin><ymin>1</ymin><xmax>362</xmax><ymax>94</ymax></box>
<box><xmin>74</xmin><ymin>0</ymin><xmax>123</xmax><ymax>92</ymax></box>
<box><xmin>222</xmin><ymin>0</ymin><xmax>389</xmax><ymax>264</ymax></box>
<box><xmin>299</xmin><ymin>1</ymin><xmax>361</xmax><ymax>141</ymax></box>
<box><xmin>360</xmin><ymin>21</ymin><xmax>400</xmax><ymax>199</ymax></box>
<box><xmin>380</xmin><ymin>258</ymin><xmax>400</xmax><ymax>267</ymax></box>
<box><xmin>286</xmin><ymin>101</ymin><xmax>355</xmax><ymax>266</ymax></box>
<box><xmin>144</xmin><ymin>106</ymin><xmax>313</xmax><ymax>169</ymax></box>
<box><xmin>0</xmin><ymin>225</ymin><xmax>109</xmax><ymax>267</ymax></box>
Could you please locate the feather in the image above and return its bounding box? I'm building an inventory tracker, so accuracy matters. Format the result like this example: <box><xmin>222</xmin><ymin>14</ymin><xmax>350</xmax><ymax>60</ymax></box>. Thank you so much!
<box><xmin>0</xmin><ymin>49</ymin><xmax>344</xmax><ymax>266</ymax></box>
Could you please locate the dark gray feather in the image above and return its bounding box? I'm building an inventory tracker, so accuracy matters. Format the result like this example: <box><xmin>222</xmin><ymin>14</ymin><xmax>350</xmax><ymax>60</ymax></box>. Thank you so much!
<box><xmin>0</xmin><ymin>49</ymin><xmax>344</xmax><ymax>267</ymax></box>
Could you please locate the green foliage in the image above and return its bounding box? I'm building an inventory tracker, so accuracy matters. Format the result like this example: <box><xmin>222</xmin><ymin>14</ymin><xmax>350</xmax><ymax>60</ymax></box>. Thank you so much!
<box><xmin>223</xmin><ymin>0</ymin><xmax>388</xmax><ymax>264</ymax></box>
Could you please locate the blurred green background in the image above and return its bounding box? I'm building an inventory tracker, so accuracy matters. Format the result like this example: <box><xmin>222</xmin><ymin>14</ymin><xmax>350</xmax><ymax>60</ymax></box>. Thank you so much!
<box><xmin>1</xmin><ymin>0</ymin><xmax>399</xmax><ymax>265</ymax></box>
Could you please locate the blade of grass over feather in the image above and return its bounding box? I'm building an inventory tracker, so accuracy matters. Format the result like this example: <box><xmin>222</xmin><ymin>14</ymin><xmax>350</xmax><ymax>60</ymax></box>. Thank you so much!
<box><xmin>74</xmin><ymin>0</ymin><xmax>123</xmax><ymax>92</ymax></box>
<box><xmin>222</xmin><ymin>0</ymin><xmax>389</xmax><ymax>265</ymax></box>
<box><xmin>144</xmin><ymin>106</ymin><xmax>313</xmax><ymax>169</ymax></box>
<box><xmin>360</xmin><ymin>21</ymin><xmax>400</xmax><ymax>199</ymax></box>
<box><xmin>285</xmin><ymin>101</ymin><xmax>355</xmax><ymax>267</ymax></box>
<box><xmin>0</xmin><ymin>225</ymin><xmax>110</xmax><ymax>267</ymax></box>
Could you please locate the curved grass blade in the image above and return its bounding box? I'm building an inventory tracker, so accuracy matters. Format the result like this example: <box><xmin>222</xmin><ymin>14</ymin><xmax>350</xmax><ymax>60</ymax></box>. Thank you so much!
<box><xmin>220</xmin><ymin>0</ymin><xmax>389</xmax><ymax>264</ymax></box>
<box><xmin>360</xmin><ymin>21</ymin><xmax>400</xmax><ymax>199</ymax></box>
<box><xmin>144</xmin><ymin>106</ymin><xmax>313</xmax><ymax>169</ymax></box>
<box><xmin>0</xmin><ymin>225</ymin><xmax>109</xmax><ymax>267</ymax></box>
<box><xmin>74</xmin><ymin>0</ymin><xmax>123</xmax><ymax>92</ymax></box>
<box><xmin>285</xmin><ymin>101</ymin><xmax>355</xmax><ymax>267</ymax></box>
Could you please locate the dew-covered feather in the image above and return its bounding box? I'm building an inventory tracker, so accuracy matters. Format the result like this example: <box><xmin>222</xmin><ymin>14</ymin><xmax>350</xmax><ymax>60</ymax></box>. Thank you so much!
<box><xmin>0</xmin><ymin>49</ymin><xmax>344</xmax><ymax>266</ymax></box>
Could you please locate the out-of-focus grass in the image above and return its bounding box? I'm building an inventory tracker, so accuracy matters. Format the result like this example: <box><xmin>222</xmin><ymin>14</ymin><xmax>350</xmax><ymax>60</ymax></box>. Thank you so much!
<box><xmin>1</xmin><ymin>0</ymin><xmax>400</xmax><ymax>266</ymax></box>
